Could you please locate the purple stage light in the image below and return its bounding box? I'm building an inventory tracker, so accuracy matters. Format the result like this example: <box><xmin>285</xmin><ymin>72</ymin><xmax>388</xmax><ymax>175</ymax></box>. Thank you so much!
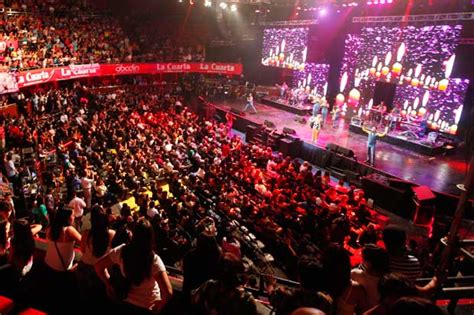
<box><xmin>319</xmin><ymin>7</ymin><xmax>327</xmax><ymax>16</ymax></box>
<box><xmin>261</xmin><ymin>27</ymin><xmax>309</xmax><ymax>70</ymax></box>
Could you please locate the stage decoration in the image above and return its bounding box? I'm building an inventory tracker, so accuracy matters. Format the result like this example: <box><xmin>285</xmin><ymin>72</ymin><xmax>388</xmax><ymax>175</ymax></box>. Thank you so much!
<box><xmin>293</xmin><ymin>63</ymin><xmax>330</xmax><ymax>96</ymax></box>
<box><xmin>340</xmin><ymin>24</ymin><xmax>468</xmax><ymax>135</ymax></box>
<box><xmin>394</xmin><ymin>78</ymin><xmax>469</xmax><ymax>134</ymax></box>
<box><xmin>336</xmin><ymin>93</ymin><xmax>345</xmax><ymax>106</ymax></box>
<box><xmin>348</xmin><ymin>88</ymin><xmax>361</xmax><ymax>105</ymax></box>
<box><xmin>261</xmin><ymin>27</ymin><xmax>309</xmax><ymax>71</ymax></box>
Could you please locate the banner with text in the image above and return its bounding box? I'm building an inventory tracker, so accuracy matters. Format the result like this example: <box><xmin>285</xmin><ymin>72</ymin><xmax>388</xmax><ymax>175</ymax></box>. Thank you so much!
<box><xmin>15</xmin><ymin>62</ymin><xmax>243</xmax><ymax>88</ymax></box>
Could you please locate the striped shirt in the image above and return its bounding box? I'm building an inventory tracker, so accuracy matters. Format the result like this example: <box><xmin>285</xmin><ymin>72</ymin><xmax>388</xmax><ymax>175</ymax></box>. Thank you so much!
<box><xmin>389</xmin><ymin>254</ymin><xmax>421</xmax><ymax>281</ymax></box>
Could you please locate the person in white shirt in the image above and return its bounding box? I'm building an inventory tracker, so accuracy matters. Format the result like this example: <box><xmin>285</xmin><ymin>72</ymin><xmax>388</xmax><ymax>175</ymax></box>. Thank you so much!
<box><xmin>147</xmin><ymin>202</ymin><xmax>159</xmax><ymax>219</ymax></box>
<box><xmin>95</xmin><ymin>218</ymin><xmax>173</xmax><ymax>313</ymax></box>
<box><xmin>68</xmin><ymin>191</ymin><xmax>87</xmax><ymax>229</ymax></box>
<box><xmin>81</xmin><ymin>172</ymin><xmax>94</xmax><ymax>208</ymax></box>
<box><xmin>351</xmin><ymin>244</ymin><xmax>389</xmax><ymax>309</ymax></box>
<box><xmin>5</xmin><ymin>153</ymin><xmax>18</xmax><ymax>179</ymax></box>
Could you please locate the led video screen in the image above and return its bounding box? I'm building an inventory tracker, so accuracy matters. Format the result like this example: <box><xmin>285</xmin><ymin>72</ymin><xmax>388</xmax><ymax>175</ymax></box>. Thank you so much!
<box><xmin>261</xmin><ymin>27</ymin><xmax>309</xmax><ymax>71</ymax></box>
<box><xmin>340</xmin><ymin>25</ymin><xmax>467</xmax><ymax>134</ymax></box>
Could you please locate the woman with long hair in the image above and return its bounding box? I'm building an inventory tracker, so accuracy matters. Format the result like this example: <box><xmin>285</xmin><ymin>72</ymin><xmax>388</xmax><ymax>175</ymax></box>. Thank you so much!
<box><xmin>45</xmin><ymin>208</ymin><xmax>82</xmax><ymax>272</ymax></box>
<box><xmin>95</xmin><ymin>217</ymin><xmax>173</xmax><ymax>314</ymax></box>
<box><xmin>9</xmin><ymin>219</ymin><xmax>36</xmax><ymax>275</ymax></box>
<box><xmin>322</xmin><ymin>245</ymin><xmax>368</xmax><ymax>315</ymax></box>
<box><xmin>0</xmin><ymin>218</ymin><xmax>10</xmax><ymax>265</ymax></box>
<box><xmin>78</xmin><ymin>205</ymin><xmax>115</xmax><ymax>301</ymax></box>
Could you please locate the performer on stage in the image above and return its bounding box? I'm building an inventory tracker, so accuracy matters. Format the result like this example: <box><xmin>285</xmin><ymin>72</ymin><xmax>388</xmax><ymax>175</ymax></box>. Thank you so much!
<box><xmin>278</xmin><ymin>82</ymin><xmax>288</xmax><ymax>99</ymax></box>
<box><xmin>309</xmin><ymin>114</ymin><xmax>322</xmax><ymax>143</ymax></box>
<box><xmin>389</xmin><ymin>104</ymin><xmax>401</xmax><ymax>130</ymax></box>
<box><xmin>373</xmin><ymin>101</ymin><xmax>387</xmax><ymax>125</ymax></box>
<box><xmin>311</xmin><ymin>95</ymin><xmax>321</xmax><ymax>117</ymax></box>
<box><xmin>331</xmin><ymin>104</ymin><xmax>341</xmax><ymax>129</ymax></box>
<box><xmin>320</xmin><ymin>97</ymin><xmax>329</xmax><ymax>127</ymax></box>
<box><xmin>362</xmin><ymin>123</ymin><xmax>389</xmax><ymax>166</ymax></box>
<box><xmin>243</xmin><ymin>93</ymin><xmax>257</xmax><ymax>114</ymax></box>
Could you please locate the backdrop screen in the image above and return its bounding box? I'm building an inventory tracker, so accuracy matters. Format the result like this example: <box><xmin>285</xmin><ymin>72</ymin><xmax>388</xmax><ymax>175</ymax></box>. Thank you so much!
<box><xmin>261</xmin><ymin>27</ymin><xmax>309</xmax><ymax>70</ymax></box>
<box><xmin>340</xmin><ymin>25</ymin><xmax>467</xmax><ymax>134</ymax></box>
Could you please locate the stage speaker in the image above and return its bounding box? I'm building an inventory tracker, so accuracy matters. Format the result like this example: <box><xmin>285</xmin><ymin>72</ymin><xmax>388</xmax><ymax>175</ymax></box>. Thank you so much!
<box><xmin>336</xmin><ymin>146</ymin><xmax>355</xmax><ymax>159</ymax></box>
<box><xmin>230</xmin><ymin>107</ymin><xmax>243</xmax><ymax>115</ymax></box>
<box><xmin>325</xmin><ymin>143</ymin><xmax>355</xmax><ymax>159</ymax></box>
<box><xmin>326</xmin><ymin>143</ymin><xmax>338</xmax><ymax>152</ymax></box>
<box><xmin>362</xmin><ymin>173</ymin><xmax>413</xmax><ymax>219</ymax></box>
<box><xmin>264</xmin><ymin>120</ymin><xmax>276</xmax><ymax>129</ymax></box>
<box><xmin>294</xmin><ymin>115</ymin><xmax>307</xmax><ymax>124</ymax></box>
<box><xmin>389</xmin><ymin>178</ymin><xmax>415</xmax><ymax>191</ymax></box>
<box><xmin>282</xmin><ymin>127</ymin><xmax>297</xmax><ymax>135</ymax></box>
<box><xmin>412</xmin><ymin>186</ymin><xmax>436</xmax><ymax>226</ymax></box>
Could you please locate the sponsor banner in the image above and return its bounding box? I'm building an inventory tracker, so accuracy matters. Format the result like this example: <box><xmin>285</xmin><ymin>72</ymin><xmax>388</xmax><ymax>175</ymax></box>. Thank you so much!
<box><xmin>15</xmin><ymin>62</ymin><xmax>242</xmax><ymax>88</ymax></box>
<box><xmin>0</xmin><ymin>40</ymin><xmax>18</xmax><ymax>53</ymax></box>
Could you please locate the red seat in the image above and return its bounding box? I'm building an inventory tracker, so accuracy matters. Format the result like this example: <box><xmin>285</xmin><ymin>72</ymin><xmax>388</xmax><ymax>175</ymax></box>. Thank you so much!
<box><xmin>18</xmin><ymin>308</ymin><xmax>48</xmax><ymax>315</ymax></box>
<box><xmin>0</xmin><ymin>295</ymin><xmax>14</xmax><ymax>313</ymax></box>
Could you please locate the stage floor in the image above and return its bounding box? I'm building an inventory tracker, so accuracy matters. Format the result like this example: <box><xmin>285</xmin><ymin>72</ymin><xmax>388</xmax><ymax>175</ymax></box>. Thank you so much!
<box><xmin>215</xmin><ymin>99</ymin><xmax>468</xmax><ymax>196</ymax></box>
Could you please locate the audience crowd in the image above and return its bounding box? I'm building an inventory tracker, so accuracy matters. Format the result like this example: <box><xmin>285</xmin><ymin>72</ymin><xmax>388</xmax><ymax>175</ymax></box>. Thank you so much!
<box><xmin>0</xmin><ymin>78</ymin><xmax>457</xmax><ymax>315</ymax></box>
<box><xmin>0</xmin><ymin>0</ymin><xmax>207</xmax><ymax>71</ymax></box>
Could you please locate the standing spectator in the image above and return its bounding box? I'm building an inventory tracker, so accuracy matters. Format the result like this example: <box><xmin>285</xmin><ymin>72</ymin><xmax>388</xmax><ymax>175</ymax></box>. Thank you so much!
<box><xmin>322</xmin><ymin>245</ymin><xmax>368</xmax><ymax>315</ymax></box>
<box><xmin>78</xmin><ymin>206</ymin><xmax>115</xmax><ymax>304</ymax></box>
<box><xmin>182</xmin><ymin>225</ymin><xmax>221</xmax><ymax>303</ymax></box>
<box><xmin>351</xmin><ymin>244</ymin><xmax>389</xmax><ymax>309</ymax></box>
<box><xmin>43</xmin><ymin>208</ymin><xmax>82</xmax><ymax>313</ymax></box>
<box><xmin>382</xmin><ymin>226</ymin><xmax>421</xmax><ymax>281</ymax></box>
<box><xmin>81</xmin><ymin>171</ymin><xmax>94</xmax><ymax>209</ymax></box>
<box><xmin>68</xmin><ymin>191</ymin><xmax>87</xmax><ymax>230</ymax></box>
<box><xmin>95</xmin><ymin>218</ymin><xmax>173</xmax><ymax>314</ymax></box>
<box><xmin>192</xmin><ymin>253</ymin><xmax>259</xmax><ymax>315</ymax></box>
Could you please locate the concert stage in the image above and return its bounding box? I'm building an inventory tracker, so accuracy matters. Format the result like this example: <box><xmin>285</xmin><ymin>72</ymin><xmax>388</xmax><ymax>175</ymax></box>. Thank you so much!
<box><xmin>259</xmin><ymin>97</ymin><xmax>311</xmax><ymax>116</ymax></box>
<box><xmin>205</xmin><ymin>98</ymin><xmax>468</xmax><ymax>197</ymax></box>
<box><xmin>348</xmin><ymin>124</ymin><xmax>445</xmax><ymax>156</ymax></box>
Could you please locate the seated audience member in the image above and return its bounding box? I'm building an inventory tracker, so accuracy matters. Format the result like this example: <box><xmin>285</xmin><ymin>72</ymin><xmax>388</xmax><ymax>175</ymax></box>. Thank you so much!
<box><xmin>269</xmin><ymin>256</ymin><xmax>333</xmax><ymax>315</ymax></box>
<box><xmin>95</xmin><ymin>217</ymin><xmax>173</xmax><ymax>314</ymax></box>
<box><xmin>322</xmin><ymin>245</ymin><xmax>368</xmax><ymax>314</ymax></box>
<box><xmin>382</xmin><ymin>226</ymin><xmax>421</xmax><ymax>281</ymax></box>
<box><xmin>351</xmin><ymin>244</ymin><xmax>389</xmax><ymax>309</ymax></box>
<box><xmin>192</xmin><ymin>253</ymin><xmax>259</xmax><ymax>315</ymax></box>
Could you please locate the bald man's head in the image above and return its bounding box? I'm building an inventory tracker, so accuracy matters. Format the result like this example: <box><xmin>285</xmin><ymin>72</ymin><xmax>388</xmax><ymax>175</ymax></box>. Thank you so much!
<box><xmin>291</xmin><ymin>307</ymin><xmax>325</xmax><ymax>315</ymax></box>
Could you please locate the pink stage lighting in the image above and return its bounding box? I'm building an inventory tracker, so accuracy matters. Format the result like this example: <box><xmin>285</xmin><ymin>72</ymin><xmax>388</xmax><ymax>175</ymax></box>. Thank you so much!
<box><xmin>319</xmin><ymin>7</ymin><xmax>327</xmax><ymax>16</ymax></box>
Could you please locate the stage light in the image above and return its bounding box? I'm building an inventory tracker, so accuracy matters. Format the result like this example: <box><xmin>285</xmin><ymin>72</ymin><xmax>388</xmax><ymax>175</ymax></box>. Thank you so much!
<box><xmin>319</xmin><ymin>8</ymin><xmax>327</xmax><ymax>16</ymax></box>
<box><xmin>367</xmin><ymin>1</ymin><xmax>372</xmax><ymax>4</ymax></box>
<box><xmin>380</xmin><ymin>0</ymin><xmax>385</xmax><ymax>4</ymax></box>
<box><xmin>219</xmin><ymin>2</ymin><xmax>227</xmax><ymax>9</ymax></box>
<box><xmin>230</xmin><ymin>4</ymin><xmax>237</xmax><ymax>11</ymax></box>
<box><xmin>204</xmin><ymin>0</ymin><xmax>212</xmax><ymax>7</ymax></box>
